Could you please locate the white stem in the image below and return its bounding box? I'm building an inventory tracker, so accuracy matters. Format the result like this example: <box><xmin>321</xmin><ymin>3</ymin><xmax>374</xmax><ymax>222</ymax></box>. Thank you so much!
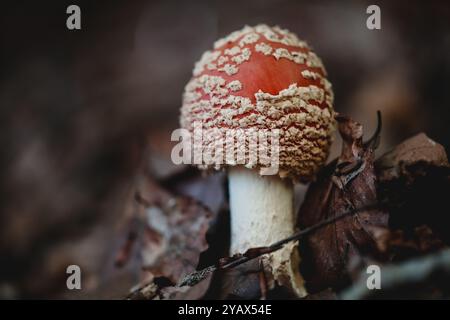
<box><xmin>228</xmin><ymin>167</ymin><xmax>307</xmax><ymax>297</ymax></box>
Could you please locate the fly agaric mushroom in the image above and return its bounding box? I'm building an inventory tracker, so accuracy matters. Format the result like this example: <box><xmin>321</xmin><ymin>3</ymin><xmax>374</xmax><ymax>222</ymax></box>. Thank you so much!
<box><xmin>180</xmin><ymin>24</ymin><xmax>335</xmax><ymax>297</ymax></box>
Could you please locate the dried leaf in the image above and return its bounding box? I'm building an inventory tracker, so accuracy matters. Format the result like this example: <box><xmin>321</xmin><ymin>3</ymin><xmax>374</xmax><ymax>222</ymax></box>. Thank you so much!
<box><xmin>140</xmin><ymin>196</ymin><xmax>214</xmax><ymax>283</ymax></box>
<box><xmin>298</xmin><ymin>115</ymin><xmax>388</xmax><ymax>292</ymax></box>
<box><xmin>116</xmin><ymin>168</ymin><xmax>218</xmax><ymax>299</ymax></box>
<box><xmin>376</xmin><ymin>133</ymin><xmax>449</xmax><ymax>183</ymax></box>
<box><xmin>375</xmin><ymin>133</ymin><xmax>450</xmax><ymax>244</ymax></box>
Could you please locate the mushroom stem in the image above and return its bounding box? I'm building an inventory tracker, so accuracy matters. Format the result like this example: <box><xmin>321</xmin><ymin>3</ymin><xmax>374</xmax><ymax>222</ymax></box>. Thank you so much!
<box><xmin>228</xmin><ymin>167</ymin><xmax>307</xmax><ymax>297</ymax></box>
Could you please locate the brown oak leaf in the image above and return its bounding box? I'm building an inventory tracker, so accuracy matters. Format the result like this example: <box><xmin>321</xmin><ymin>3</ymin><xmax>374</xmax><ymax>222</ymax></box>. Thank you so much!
<box><xmin>298</xmin><ymin>114</ymin><xmax>389</xmax><ymax>292</ymax></box>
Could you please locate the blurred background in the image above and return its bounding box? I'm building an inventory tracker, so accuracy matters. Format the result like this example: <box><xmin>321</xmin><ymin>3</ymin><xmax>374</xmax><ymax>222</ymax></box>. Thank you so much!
<box><xmin>0</xmin><ymin>0</ymin><xmax>449</xmax><ymax>299</ymax></box>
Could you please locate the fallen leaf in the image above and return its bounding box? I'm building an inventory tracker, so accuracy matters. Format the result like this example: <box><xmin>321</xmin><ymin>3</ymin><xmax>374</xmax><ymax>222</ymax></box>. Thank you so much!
<box><xmin>375</xmin><ymin>133</ymin><xmax>450</xmax><ymax>244</ymax></box>
<box><xmin>376</xmin><ymin>133</ymin><xmax>449</xmax><ymax>183</ymax></box>
<box><xmin>116</xmin><ymin>168</ymin><xmax>219</xmax><ymax>297</ymax></box>
<box><xmin>298</xmin><ymin>115</ymin><xmax>388</xmax><ymax>292</ymax></box>
<box><xmin>140</xmin><ymin>196</ymin><xmax>214</xmax><ymax>284</ymax></box>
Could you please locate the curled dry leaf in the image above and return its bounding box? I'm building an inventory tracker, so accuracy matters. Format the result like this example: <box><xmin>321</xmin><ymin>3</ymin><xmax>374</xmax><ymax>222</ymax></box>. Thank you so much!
<box><xmin>366</xmin><ymin>133</ymin><xmax>449</xmax><ymax>266</ymax></box>
<box><xmin>298</xmin><ymin>114</ymin><xmax>389</xmax><ymax>292</ymax></box>
<box><xmin>140</xmin><ymin>196</ymin><xmax>214</xmax><ymax>284</ymax></box>
<box><xmin>376</xmin><ymin>133</ymin><xmax>449</xmax><ymax>183</ymax></box>
<box><xmin>117</xmin><ymin>169</ymin><xmax>218</xmax><ymax>299</ymax></box>
<box><xmin>375</xmin><ymin>133</ymin><xmax>450</xmax><ymax>244</ymax></box>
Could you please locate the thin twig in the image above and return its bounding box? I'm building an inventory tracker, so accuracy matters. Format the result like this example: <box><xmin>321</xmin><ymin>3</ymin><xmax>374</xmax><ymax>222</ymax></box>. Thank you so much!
<box><xmin>178</xmin><ymin>203</ymin><xmax>380</xmax><ymax>287</ymax></box>
<box><xmin>128</xmin><ymin>203</ymin><xmax>379</xmax><ymax>297</ymax></box>
<box><xmin>363</xmin><ymin>110</ymin><xmax>382</xmax><ymax>149</ymax></box>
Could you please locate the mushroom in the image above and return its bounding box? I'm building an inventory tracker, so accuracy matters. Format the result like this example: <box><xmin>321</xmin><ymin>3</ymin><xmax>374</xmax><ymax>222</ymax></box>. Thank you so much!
<box><xmin>180</xmin><ymin>25</ymin><xmax>335</xmax><ymax>297</ymax></box>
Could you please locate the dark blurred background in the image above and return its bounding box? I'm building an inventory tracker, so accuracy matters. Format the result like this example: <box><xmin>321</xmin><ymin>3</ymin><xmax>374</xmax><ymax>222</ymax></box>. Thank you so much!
<box><xmin>0</xmin><ymin>0</ymin><xmax>449</xmax><ymax>299</ymax></box>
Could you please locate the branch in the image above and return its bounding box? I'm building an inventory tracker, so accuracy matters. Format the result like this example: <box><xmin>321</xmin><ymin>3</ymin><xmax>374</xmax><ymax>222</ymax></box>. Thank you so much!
<box><xmin>178</xmin><ymin>203</ymin><xmax>380</xmax><ymax>287</ymax></box>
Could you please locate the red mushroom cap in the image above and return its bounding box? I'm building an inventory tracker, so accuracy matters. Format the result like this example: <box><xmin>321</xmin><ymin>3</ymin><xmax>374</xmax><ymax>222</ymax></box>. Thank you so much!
<box><xmin>180</xmin><ymin>24</ymin><xmax>335</xmax><ymax>180</ymax></box>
